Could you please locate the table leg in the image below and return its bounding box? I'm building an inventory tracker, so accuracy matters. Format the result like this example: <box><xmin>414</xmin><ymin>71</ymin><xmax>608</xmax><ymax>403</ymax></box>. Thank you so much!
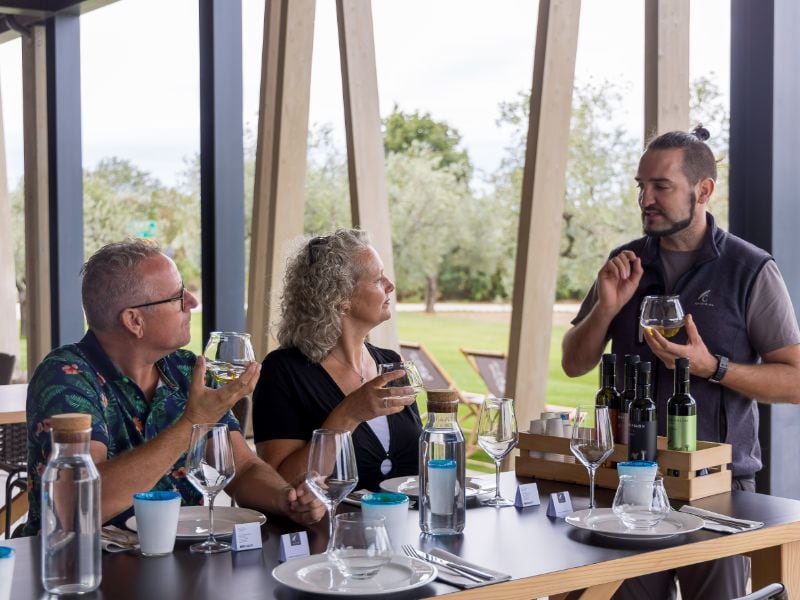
<box><xmin>751</xmin><ymin>541</ymin><xmax>800</xmax><ymax>597</ymax></box>
<box><xmin>549</xmin><ymin>579</ymin><xmax>624</xmax><ymax>600</ymax></box>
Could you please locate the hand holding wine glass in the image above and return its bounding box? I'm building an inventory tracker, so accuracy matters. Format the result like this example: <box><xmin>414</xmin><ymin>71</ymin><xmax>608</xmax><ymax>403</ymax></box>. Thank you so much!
<box><xmin>377</xmin><ymin>361</ymin><xmax>424</xmax><ymax>398</ymax></box>
<box><xmin>204</xmin><ymin>331</ymin><xmax>256</xmax><ymax>384</ymax></box>
<box><xmin>305</xmin><ymin>429</ymin><xmax>358</xmax><ymax>551</ymax></box>
<box><xmin>477</xmin><ymin>397</ymin><xmax>519</xmax><ymax>507</ymax></box>
<box><xmin>570</xmin><ymin>405</ymin><xmax>614</xmax><ymax>509</ymax></box>
<box><xmin>640</xmin><ymin>295</ymin><xmax>685</xmax><ymax>338</ymax></box>
<box><xmin>185</xmin><ymin>423</ymin><xmax>236</xmax><ymax>553</ymax></box>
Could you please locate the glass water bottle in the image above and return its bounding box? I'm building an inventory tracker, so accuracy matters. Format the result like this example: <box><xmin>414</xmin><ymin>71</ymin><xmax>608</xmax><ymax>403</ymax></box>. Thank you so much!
<box><xmin>41</xmin><ymin>413</ymin><xmax>102</xmax><ymax>594</ymax></box>
<box><xmin>418</xmin><ymin>390</ymin><xmax>466</xmax><ymax>535</ymax></box>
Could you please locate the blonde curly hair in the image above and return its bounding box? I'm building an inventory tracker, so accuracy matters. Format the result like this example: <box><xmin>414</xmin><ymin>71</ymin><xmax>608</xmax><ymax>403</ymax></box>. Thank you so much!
<box><xmin>277</xmin><ymin>229</ymin><xmax>372</xmax><ymax>362</ymax></box>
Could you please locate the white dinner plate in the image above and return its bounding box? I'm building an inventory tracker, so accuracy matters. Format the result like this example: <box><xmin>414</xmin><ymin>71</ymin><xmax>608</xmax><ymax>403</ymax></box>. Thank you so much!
<box><xmin>125</xmin><ymin>506</ymin><xmax>267</xmax><ymax>540</ymax></box>
<box><xmin>272</xmin><ymin>554</ymin><xmax>437</xmax><ymax>596</ymax></box>
<box><xmin>379</xmin><ymin>476</ymin><xmax>493</xmax><ymax>499</ymax></box>
<box><xmin>566</xmin><ymin>508</ymin><xmax>704</xmax><ymax>540</ymax></box>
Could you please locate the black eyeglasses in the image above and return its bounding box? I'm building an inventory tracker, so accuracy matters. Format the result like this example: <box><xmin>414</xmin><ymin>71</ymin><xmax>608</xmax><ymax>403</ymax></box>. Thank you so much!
<box><xmin>129</xmin><ymin>284</ymin><xmax>185</xmax><ymax>312</ymax></box>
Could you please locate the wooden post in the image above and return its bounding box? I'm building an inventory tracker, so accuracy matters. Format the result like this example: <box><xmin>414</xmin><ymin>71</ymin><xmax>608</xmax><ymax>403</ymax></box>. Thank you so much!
<box><xmin>336</xmin><ymin>0</ymin><xmax>398</xmax><ymax>352</ymax></box>
<box><xmin>21</xmin><ymin>25</ymin><xmax>52</xmax><ymax>373</ymax></box>
<box><xmin>506</xmin><ymin>0</ymin><xmax>581</xmax><ymax>445</ymax></box>
<box><xmin>644</xmin><ymin>0</ymin><xmax>690</xmax><ymax>140</ymax></box>
<box><xmin>246</xmin><ymin>0</ymin><xmax>316</xmax><ymax>362</ymax></box>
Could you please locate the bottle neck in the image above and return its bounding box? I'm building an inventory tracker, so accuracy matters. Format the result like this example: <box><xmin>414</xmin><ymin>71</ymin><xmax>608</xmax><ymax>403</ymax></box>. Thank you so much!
<box><xmin>50</xmin><ymin>430</ymin><xmax>92</xmax><ymax>458</ymax></box>
<box><xmin>623</xmin><ymin>366</ymin><xmax>637</xmax><ymax>392</ymax></box>
<box><xmin>601</xmin><ymin>363</ymin><xmax>615</xmax><ymax>389</ymax></box>
<box><xmin>425</xmin><ymin>411</ymin><xmax>459</xmax><ymax>429</ymax></box>
<box><xmin>636</xmin><ymin>373</ymin><xmax>651</xmax><ymax>400</ymax></box>
<box><xmin>674</xmin><ymin>366</ymin><xmax>690</xmax><ymax>395</ymax></box>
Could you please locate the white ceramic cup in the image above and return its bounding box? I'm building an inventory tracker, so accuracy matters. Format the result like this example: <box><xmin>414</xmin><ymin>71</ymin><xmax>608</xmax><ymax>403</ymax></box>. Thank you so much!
<box><xmin>361</xmin><ymin>492</ymin><xmax>409</xmax><ymax>548</ymax></box>
<box><xmin>545</xmin><ymin>418</ymin><xmax>564</xmax><ymax>437</ymax></box>
<box><xmin>529</xmin><ymin>419</ymin><xmax>547</xmax><ymax>434</ymax></box>
<box><xmin>133</xmin><ymin>490</ymin><xmax>182</xmax><ymax>556</ymax></box>
<box><xmin>0</xmin><ymin>546</ymin><xmax>14</xmax><ymax>600</ymax></box>
<box><xmin>427</xmin><ymin>459</ymin><xmax>457</xmax><ymax>515</ymax></box>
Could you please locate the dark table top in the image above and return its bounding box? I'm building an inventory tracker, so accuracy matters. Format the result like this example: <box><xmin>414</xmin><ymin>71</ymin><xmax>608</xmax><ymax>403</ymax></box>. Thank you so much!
<box><xmin>5</xmin><ymin>472</ymin><xmax>800</xmax><ymax>599</ymax></box>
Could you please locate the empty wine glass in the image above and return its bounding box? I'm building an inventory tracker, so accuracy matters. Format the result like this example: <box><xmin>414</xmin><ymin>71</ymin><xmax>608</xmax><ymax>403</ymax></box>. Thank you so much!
<box><xmin>570</xmin><ymin>405</ymin><xmax>614</xmax><ymax>509</ymax></box>
<box><xmin>203</xmin><ymin>331</ymin><xmax>255</xmax><ymax>384</ymax></box>
<box><xmin>377</xmin><ymin>361</ymin><xmax>424</xmax><ymax>397</ymax></box>
<box><xmin>185</xmin><ymin>423</ymin><xmax>236</xmax><ymax>553</ymax></box>
<box><xmin>640</xmin><ymin>295</ymin><xmax>685</xmax><ymax>338</ymax></box>
<box><xmin>305</xmin><ymin>429</ymin><xmax>359</xmax><ymax>551</ymax></box>
<box><xmin>477</xmin><ymin>397</ymin><xmax>519</xmax><ymax>507</ymax></box>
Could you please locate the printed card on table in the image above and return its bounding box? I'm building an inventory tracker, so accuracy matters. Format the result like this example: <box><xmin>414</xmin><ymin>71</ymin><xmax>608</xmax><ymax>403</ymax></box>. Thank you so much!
<box><xmin>231</xmin><ymin>522</ymin><xmax>263</xmax><ymax>552</ymax></box>
<box><xmin>546</xmin><ymin>491</ymin><xmax>573</xmax><ymax>518</ymax></box>
<box><xmin>514</xmin><ymin>483</ymin><xmax>541</xmax><ymax>508</ymax></box>
<box><xmin>278</xmin><ymin>531</ymin><xmax>310</xmax><ymax>562</ymax></box>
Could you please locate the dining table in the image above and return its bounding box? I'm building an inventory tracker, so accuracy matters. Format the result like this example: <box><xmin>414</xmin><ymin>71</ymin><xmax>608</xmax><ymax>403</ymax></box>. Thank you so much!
<box><xmin>0</xmin><ymin>383</ymin><xmax>26</xmax><ymax>425</ymax></box>
<box><xmin>3</xmin><ymin>472</ymin><xmax>800</xmax><ymax>599</ymax></box>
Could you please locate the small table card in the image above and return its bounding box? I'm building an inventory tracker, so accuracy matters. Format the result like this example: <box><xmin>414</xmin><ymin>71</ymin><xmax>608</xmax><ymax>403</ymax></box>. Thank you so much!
<box><xmin>231</xmin><ymin>522</ymin><xmax>263</xmax><ymax>552</ymax></box>
<box><xmin>514</xmin><ymin>483</ymin><xmax>541</xmax><ymax>508</ymax></box>
<box><xmin>546</xmin><ymin>491</ymin><xmax>573</xmax><ymax>518</ymax></box>
<box><xmin>278</xmin><ymin>531</ymin><xmax>310</xmax><ymax>562</ymax></box>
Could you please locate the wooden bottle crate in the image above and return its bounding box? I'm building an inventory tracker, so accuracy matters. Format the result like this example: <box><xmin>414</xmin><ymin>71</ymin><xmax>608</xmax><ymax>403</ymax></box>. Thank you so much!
<box><xmin>514</xmin><ymin>432</ymin><xmax>732</xmax><ymax>501</ymax></box>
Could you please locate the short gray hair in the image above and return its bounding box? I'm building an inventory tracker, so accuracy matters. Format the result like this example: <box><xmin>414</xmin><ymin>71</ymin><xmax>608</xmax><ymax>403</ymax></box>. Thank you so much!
<box><xmin>81</xmin><ymin>239</ymin><xmax>162</xmax><ymax>331</ymax></box>
<box><xmin>277</xmin><ymin>229</ymin><xmax>371</xmax><ymax>362</ymax></box>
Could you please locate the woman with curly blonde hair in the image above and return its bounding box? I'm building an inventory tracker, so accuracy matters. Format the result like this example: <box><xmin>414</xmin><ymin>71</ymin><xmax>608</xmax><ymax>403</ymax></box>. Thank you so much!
<box><xmin>252</xmin><ymin>229</ymin><xmax>421</xmax><ymax>490</ymax></box>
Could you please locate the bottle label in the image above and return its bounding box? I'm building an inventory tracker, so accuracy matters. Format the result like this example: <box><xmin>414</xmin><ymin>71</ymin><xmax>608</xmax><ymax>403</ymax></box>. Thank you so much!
<box><xmin>628</xmin><ymin>421</ymin><xmax>657</xmax><ymax>461</ymax></box>
<box><xmin>667</xmin><ymin>415</ymin><xmax>697</xmax><ymax>452</ymax></box>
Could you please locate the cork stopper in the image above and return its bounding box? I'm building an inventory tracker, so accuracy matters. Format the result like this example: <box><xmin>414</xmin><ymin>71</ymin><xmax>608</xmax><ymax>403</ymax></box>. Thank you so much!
<box><xmin>426</xmin><ymin>389</ymin><xmax>459</xmax><ymax>413</ymax></box>
<box><xmin>50</xmin><ymin>413</ymin><xmax>92</xmax><ymax>432</ymax></box>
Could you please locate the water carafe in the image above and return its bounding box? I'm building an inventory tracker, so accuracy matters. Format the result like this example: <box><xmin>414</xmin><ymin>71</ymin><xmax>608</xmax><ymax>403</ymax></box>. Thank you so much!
<box><xmin>41</xmin><ymin>413</ymin><xmax>102</xmax><ymax>594</ymax></box>
<box><xmin>418</xmin><ymin>390</ymin><xmax>465</xmax><ymax>535</ymax></box>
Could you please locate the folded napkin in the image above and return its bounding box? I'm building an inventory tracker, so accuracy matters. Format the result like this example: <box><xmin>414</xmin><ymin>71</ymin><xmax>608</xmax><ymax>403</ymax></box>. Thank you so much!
<box><xmin>101</xmin><ymin>526</ymin><xmax>139</xmax><ymax>553</ymax></box>
<box><xmin>429</xmin><ymin>548</ymin><xmax>511</xmax><ymax>589</ymax></box>
<box><xmin>679</xmin><ymin>505</ymin><xmax>764</xmax><ymax>534</ymax></box>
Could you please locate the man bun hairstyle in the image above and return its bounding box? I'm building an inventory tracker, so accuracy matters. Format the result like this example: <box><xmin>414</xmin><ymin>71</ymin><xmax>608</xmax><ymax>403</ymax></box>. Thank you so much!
<box><xmin>645</xmin><ymin>125</ymin><xmax>717</xmax><ymax>184</ymax></box>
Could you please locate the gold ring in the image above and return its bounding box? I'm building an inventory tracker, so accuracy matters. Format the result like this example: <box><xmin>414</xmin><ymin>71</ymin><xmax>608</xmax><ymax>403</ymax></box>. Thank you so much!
<box><xmin>384</xmin><ymin>398</ymin><xmax>389</xmax><ymax>409</ymax></box>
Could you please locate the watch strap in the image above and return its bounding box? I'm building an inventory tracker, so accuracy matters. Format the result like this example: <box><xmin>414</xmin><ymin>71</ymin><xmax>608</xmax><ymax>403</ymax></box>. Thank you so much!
<box><xmin>709</xmin><ymin>354</ymin><xmax>729</xmax><ymax>383</ymax></box>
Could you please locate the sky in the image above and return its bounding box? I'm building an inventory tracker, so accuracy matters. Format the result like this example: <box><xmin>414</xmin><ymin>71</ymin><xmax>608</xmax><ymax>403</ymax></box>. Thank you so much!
<box><xmin>0</xmin><ymin>0</ymin><xmax>729</xmax><ymax>191</ymax></box>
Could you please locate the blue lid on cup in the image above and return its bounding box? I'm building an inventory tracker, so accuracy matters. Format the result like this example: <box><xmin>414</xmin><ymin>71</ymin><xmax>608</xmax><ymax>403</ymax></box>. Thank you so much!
<box><xmin>429</xmin><ymin>459</ymin><xmax>456</xmax><ymax>469</ymax></box>
<box><xmin>0</xmin><ymin>546</ymin><xmax>14</xmax><ymax>559</ymax></box>
<box><xmin>133</xmin><ymin>490</ymin><xmax>181</xmax><ymax>501</ymax></box>
<box><xmin>361</xmin><ymin>492</ymin><xmax>409</xmax><ymax>506</ymax></box>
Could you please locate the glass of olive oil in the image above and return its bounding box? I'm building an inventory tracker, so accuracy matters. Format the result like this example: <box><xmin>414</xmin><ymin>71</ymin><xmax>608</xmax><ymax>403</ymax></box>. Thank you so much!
<box><xmin>203</xmin><ymin>331</ymin><xmax>255</xmax><ymax>384</ymax></box>
<box><xmin>640</xmin><ymin>295</ymin><xmax>685</xmax><ymax>338</ymax></box>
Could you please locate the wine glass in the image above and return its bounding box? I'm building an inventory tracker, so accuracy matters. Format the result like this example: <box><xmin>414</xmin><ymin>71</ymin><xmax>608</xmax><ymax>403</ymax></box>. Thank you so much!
<box><xmin>570</xmin><ymin>405</ymin><xmax>615</xmax><ymax>509</ymax></box>
<box><xmin>185</xmin><ymin>423</ymin><xmax>236</xmax><ymax>553</ymax></box>
<box><xmin>476</xmin><ymin>397</ymin><xmax>519</xmax><ymax>507</ymax></box>
<box><xmin>640</xmin><ymin>295</ymin><xmax>685</xmax><ymax>338</ymax></box>
<box><xmin>305</xmin><ymin>429</ymin><xmax>359</xmax><ymax>551</ymax></box>
<box><xmin>203</xmin><ymin>331</ymin><xmax>255</xmax><ymax>384</ymax></box>
<box><xmin>377</xmin><ymin>361</ymin><xmax>424</xmax><ymax>398</ymax></box>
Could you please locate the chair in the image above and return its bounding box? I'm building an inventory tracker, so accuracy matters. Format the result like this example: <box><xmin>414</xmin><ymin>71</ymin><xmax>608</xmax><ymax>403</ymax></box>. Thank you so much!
<box><xmin>0</xmin><ymin>353</ymin><xmax>28</xmax><ymax>538</ymax></box>
<box><xmin>399</xmin><ymin>341</ymin><xmax>483</xmax><ymax>451</ymax></box>
<box><xmin>460</xmin><ymin>348</ymin><xmax>507</xmax><ymax>399</ymax></box>
<box><xmin>733</xmin><ymin>583</ymin><xmax>787</xmax><ymax>600</ymax></box>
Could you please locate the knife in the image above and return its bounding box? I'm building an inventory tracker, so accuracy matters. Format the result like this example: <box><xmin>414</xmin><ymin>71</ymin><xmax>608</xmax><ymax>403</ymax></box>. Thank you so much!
<box><xmin>414</xmin><ymin>550</ymin><xmax>495</xmax><ymax>581</ymax></box>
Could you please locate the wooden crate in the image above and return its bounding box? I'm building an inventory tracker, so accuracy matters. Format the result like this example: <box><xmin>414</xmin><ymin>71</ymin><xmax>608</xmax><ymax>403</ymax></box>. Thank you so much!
<box><xmin>515</xmin><ymin>432</ymin><xmax>732</xmax><ymax>501</ymax></box>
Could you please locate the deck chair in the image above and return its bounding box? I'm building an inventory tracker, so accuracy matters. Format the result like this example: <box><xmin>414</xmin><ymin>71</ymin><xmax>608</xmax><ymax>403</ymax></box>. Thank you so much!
<box><xmin>399</xmin><ymin>341</ymin><xmax>483</xmax><ymax>451</ymax></box>
<box><xmin>460</xmin><ymin>348</ymin><xmax>507</xmax><ymax>399</ymax></box>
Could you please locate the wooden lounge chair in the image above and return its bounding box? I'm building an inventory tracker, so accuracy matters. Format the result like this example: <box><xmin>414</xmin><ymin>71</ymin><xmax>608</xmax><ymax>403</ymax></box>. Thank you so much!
<box><xmin>399</xmin><ymin>341</ymin><xmax>483</xmax><ymax>451</ymax></box>
<box><xmin>460</xmin><ymin>347</ymin><xmax>507</xmax><ymax>399</ymax></box>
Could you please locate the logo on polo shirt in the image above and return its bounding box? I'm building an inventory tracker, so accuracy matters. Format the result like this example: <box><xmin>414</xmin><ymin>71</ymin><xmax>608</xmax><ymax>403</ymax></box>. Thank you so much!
<box><xmin>695</xmin><ymin>289</ymin><xmax>714</xmax><ymax>307</ymax></box>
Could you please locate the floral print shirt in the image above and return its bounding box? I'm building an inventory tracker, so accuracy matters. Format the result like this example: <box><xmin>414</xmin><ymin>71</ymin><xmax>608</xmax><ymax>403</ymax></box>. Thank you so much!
<box><xmin>24</xmin><ymin>331</ymin><xmax>241</xmax><ymax>534</ymax></box>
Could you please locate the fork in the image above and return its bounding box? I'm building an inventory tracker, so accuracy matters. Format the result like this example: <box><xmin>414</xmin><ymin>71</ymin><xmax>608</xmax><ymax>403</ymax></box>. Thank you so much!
<box><xmin>401</xmin><ymin>545</ymin><xmax>484</xmax><ymax>583</ymax></box>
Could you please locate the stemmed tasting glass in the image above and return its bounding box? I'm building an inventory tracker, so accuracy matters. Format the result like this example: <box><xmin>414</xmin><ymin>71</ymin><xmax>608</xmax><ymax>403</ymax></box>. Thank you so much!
<box><xmin>477</xmin><ymin>397</ymin><xmax>519</xmax><ymax>507</ymax></box>
<box><xmin>570</xmin><ymin>405</ymin><xmax>615</xmax><ymax>509</ymax></box>
<box><xmin>305</xmin><ymin>429</ymin><xmax>359</xmax><ymax>551</ymax></box>
<box><xmin>640</xmin><ymin>295</ymin><xmax>685</xmax><ymax>338</ymax></box>
<box><xmin>185</xmin><ymin>423</ymin><xmax>236</xmax><ymax>553</ymax></box>
<box><xmin>203</xmin><ymin>331</ymin><xmax>255</xmax><ymax>384</ymax></box>
<box><xmin>377</xmin><ymin>361</ymin><xmax>424</xmax><ymax>397</ymax></box>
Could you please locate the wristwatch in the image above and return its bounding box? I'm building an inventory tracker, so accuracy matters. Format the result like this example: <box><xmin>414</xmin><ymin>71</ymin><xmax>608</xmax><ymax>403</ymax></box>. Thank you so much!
<box><xmin>709</xmin><ymin>354</ymin><xmax>729</xmax><ymax>383</ymax></box>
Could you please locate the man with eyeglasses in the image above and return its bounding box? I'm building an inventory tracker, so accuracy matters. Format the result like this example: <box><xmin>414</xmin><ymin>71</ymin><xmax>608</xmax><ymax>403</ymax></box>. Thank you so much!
<box><xmin>24</xmin><ymin>239</ymin><xmax>324</xmax><ymax>535</ymax></box>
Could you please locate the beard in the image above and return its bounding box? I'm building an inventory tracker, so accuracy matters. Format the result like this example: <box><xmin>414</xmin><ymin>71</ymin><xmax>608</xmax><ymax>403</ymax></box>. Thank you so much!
<box><xmin>642</xmin><ymin>190</ymin><xmax>696</xmax><ymax>237</ymax></box>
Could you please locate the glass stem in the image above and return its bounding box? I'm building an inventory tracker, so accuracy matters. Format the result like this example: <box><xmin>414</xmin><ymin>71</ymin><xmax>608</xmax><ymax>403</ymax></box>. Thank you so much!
<box><xmin>208</xmin><ymin>493</ymin><xmax>217</xmax><ymax>543</ymax></box>
<box><xmin>588</xmin><ymin>466</ymin><xmax>597</xmax><ymax>509</ymax></box>
<box><xmin>326</xmin><ymin>501</ymin><xmax>337</xmax><ymax>552</ymax></box>
<box><xmin>494</xmin><ymin>460</ymin><xmax>502</xmax><ymax>501</ymax></box>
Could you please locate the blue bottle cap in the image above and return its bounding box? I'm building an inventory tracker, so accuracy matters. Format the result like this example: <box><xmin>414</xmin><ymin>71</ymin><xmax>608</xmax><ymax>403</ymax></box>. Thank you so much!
<box><xmin>361</xmin><ymin>492</ymin><xmax>409</xmax><ymax>506</ymax></box>
<box><xmin>133</xmin><ymin>490</ymin><xmax>181</xmax><ymax>502</ymax></box>
<box><xmin>0</xmin><ymin>546</ymin><xmax>14</xmax><ymax>559</ymax></box>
